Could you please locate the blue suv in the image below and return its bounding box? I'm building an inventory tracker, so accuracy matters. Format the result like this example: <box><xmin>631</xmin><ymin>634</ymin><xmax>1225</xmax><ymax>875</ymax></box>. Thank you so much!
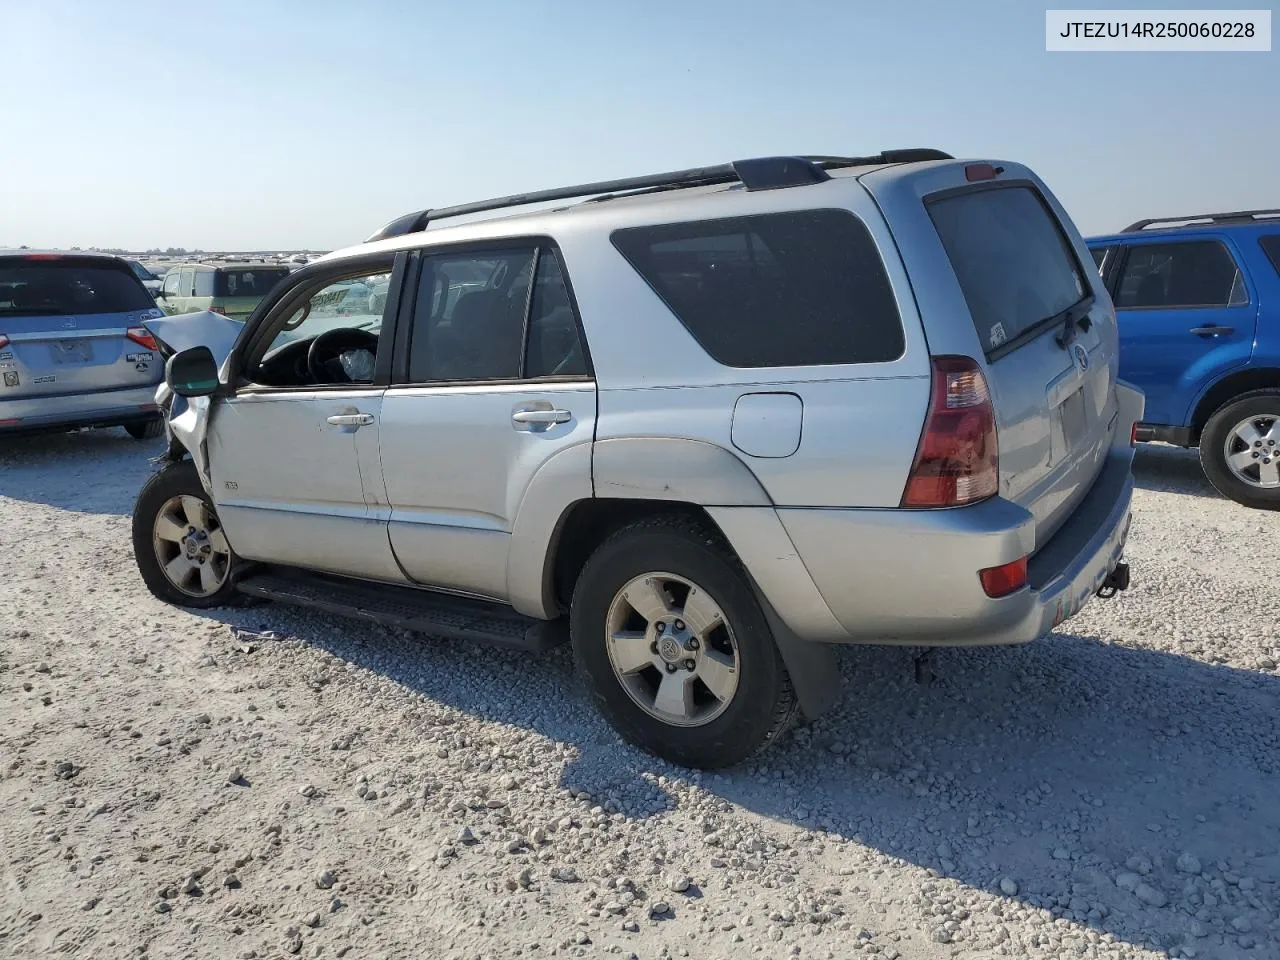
<box><xmin>1087</xmin><ymin>210</ymin><xmax>1280</xmax><ymax>509</ymax></box>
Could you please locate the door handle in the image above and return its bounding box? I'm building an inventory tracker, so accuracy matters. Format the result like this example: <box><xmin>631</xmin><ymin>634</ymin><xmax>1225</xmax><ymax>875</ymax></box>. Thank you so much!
<box><xmin>326</xmin><ymin>413</ymin><xmax>375</xmax><ymax>427</ymax></box>
<box><xmin>1189</xmin><ymin>325</ymin><xmax>1234</xmax><ymax>337</ymax></box>
<box><xmin>511</xmin><ymin>408</ymin><xmax>571</xmax><ymax>425</ymax></box>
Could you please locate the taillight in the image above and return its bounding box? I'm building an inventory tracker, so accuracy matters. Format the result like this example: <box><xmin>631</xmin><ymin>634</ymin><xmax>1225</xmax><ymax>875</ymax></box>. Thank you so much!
<box><xmin>979</xmin><ymin>556</ymin><xmax>1028</xmax><ymax>597</ymax></box>
<box><xmin>210</xmin><ymin>305</ymin><xmax>227</xmax><ymax>315</ymax></box>
<box><xmin>1130</xmin><ymin>422</ymin><xmax>1139</xmax><ymax>446</ymax></box>
<box><xmin>901</xmin><ymin>355</ymin><xmax>999</xmax><ymax>508</ymax></box>
<box><xmin>0</xmin><ymin>334</ymin><xmax>8</xmax><ymax>350</ymax></box>
<box><xmin>126</xmin><ymin>327</ymin><xmax>159</xmax><ymax>350</ymax></box>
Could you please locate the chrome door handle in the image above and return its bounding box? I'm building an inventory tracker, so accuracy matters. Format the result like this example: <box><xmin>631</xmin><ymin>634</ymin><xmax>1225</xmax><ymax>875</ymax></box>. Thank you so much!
<box><xmin>326</xmin><ymin>413</ymin><xmax>375</xmax><ymax>427</ymax></box>
<box><xmin>511</xmin><ymin>408</ymin><xmax>571</xmax><ymax>425</ymax></box>
<box><xmin>1189</xmin><ymin>325</ymin><xmax>1234</xmax><ymax>337</ymax></box>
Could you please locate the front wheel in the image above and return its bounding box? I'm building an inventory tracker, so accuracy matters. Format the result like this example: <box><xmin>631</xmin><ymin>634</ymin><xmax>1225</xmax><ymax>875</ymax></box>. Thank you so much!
<box><xmin>125</xmin><ymin>419</ymin><xmax>164</xmax><ymax>441</ymax></box>
<box><xmin>570</xmin><ymin>516</ymin><xmax>796</xmax><ymax>769</ymax></box>
<box><xmin>132</xmin><ymin>461</ymin><xmax>246</xmax><ymax>607</ymax></box>
<box><xmin>1200</xmin><ymin>390</ymin><xmax>1280</xmax><ymax>510</ymax></box>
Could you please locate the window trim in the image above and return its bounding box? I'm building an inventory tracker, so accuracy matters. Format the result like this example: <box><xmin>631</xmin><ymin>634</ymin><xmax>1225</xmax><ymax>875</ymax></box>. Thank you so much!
<box><xmin>609</xmin><ymin>207</ymin><xmax>906</xmax><ymax>370</ymax></box>
<box><xmin>227</xmin><ymin>251</ymin><xmax>406</xmax><ymax>396</ymax></box>
<box><xmin>390</xmin><ymin>236</ymin><xmax>594</xmax><ymax>389</ymax></box>
<box><xmin>1112</xmin><ymin>237</ymin><xmax>1251</xmax><ymax>312</ymax></box>
<box><xmin>923</xmin><ymin>179</ymin><xmax>1093</xmax><ymax>363</ymax></box>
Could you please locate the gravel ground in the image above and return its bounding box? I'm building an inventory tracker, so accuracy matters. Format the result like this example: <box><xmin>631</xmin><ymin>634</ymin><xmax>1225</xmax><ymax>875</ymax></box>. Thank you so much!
<box><xmin>1</xmin><ymin>431</ymin><xmax>1278</xmax><ymax>960</ymax></box>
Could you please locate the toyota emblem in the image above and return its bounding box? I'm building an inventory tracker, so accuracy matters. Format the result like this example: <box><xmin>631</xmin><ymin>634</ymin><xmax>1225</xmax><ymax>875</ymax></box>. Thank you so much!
<box><xmin>1073</xmin><ymin>342</ymin><xmax>1090</xmax><ymax>372</ymax></box>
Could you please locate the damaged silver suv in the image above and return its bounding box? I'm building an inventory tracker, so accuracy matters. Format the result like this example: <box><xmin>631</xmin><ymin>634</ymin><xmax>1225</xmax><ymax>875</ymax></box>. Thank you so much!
<box><xmin>132</xmin><ymin>150</ymin><xmax>1142</xmax><ymax>768</ymax></box>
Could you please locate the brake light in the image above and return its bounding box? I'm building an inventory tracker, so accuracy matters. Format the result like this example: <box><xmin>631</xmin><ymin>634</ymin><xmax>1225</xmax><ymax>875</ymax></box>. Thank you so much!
<box><xmin>23</xmin><ymin>253</ymin><xmax>61</xmax><ymax>261</ymax></box>
<box><xmin>979</xmin><ymin>556</ymin><xmax>1028</xmax><ymax>598</ymax></box>
<box><xmin>0</xmin><ymin>334</ymin><xmax>8</xmax><ymax>350</ymax></box>
<box><xmin>1130</xmin><ymin>422</ymin><xmax>1138</xmax><ymax>446</ymax></box>
<box><xmin>210</xmin><ymin>305</ymin><xmax>227</xmax><ymax>315</ymax></box>
<box><xmin>126</xmin><ymin>327</ymin><xmax>159</xmax><ymax>350</ymax></box>
<box><xmin>901</xmin><ymin>355</ymin><xmax>999</xmax><ymax>507</ymax></box>
<box><xmin>964</xmin><ymin>163</ymin><xmax>1003</xmax><ymax>182</ymax></box>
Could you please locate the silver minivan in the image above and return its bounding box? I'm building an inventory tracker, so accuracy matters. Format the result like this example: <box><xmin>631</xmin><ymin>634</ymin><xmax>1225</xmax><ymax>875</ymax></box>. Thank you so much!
<box><xmin>0</xmin><ymin>251</ymin><xmax>166</xmax><ymax>439</ymax></box>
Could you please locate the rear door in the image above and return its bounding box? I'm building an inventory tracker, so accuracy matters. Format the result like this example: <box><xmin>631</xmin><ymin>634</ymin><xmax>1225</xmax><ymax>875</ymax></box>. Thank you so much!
<box><xmin>862</xmin><ymin>164</ymin><xmax>1119</xmax><ymax>546</ymax></box>
<box><xmin>1106</xmin><ymin>237</ymin><xmax>1257</xmax><ymax>426</ymax></box>
<box><xmin>0</xmin><ymin>255</ymin><xmax>162</xmax><ymax>400</ymax></box>
<box><xmin>379</xmin><ymin>243</ymin><xmax>596</xmax><ymax>601</ymax></box>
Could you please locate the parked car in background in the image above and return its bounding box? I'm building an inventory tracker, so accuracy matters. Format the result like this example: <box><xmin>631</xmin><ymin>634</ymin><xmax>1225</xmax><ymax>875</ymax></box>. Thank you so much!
<box><xmin>156</xmin><ymin>262</ymin><xmax>292</xmax><ymax>320</ymax></box>
<box><xmin>0</xmin><ymin>251</ymin><xmax>165</xmax><ymax>439</ymax></box>
<box><xmin>126</xmin><ymin>259</ymin><xmax>164</xmax><ymax>296</ymax></box>
<box><xmin>132</xmin><ymin>150</ymin><xmax>1140</xmax><ymax>768</ymax></box>
<box><xmin>1088</xmin><ymin>209</ymin><xmax>1280</xmax><ymax>509</ymax></box>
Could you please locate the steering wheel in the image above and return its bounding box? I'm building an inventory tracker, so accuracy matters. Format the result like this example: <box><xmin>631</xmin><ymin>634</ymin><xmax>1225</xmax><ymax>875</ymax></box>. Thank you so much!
<box><xmin>307</xmin><ymin>327</ymin><xmax>379</xmax><ymax>384</ymax></box>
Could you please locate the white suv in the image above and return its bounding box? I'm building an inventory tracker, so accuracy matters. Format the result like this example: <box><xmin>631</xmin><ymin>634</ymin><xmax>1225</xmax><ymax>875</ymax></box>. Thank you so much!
<box><xmin>131</xmin><ymin>150</ymin><xmax>1142</xmax><ymax>768</ymax></box>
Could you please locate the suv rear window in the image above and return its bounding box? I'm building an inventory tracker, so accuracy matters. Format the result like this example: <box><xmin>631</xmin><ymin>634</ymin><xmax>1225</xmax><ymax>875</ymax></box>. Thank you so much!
<box><xmin>215</xmin><ymin>268</ymin><xmax>289</xmax><ymax>298</ymax></box>
<box><xmin>928</xmin><ymin>186</ymin><xmax>1087</xmax><ymax>355</ymax></box>
<box><xmin>0</xmin><ymin>259</ymin><xmax>154</xmax><ymax>316</ymax></box>
<box><xmin>1260</xmin><ymin>235</ymin><xmax>1280</xmax><ymax>276</ymax></box>
<box><xmin>611</xmin><ymin>210</ymin><xmax>904</xmax><ymax>368</ymax></box>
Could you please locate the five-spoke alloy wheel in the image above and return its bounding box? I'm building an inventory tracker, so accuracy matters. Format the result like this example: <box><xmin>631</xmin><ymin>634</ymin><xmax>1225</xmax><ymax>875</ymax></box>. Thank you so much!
<box><xmin>1200</xmin><ymin>390</ymin><xmax>1280</xmax><ymax>510</ymax></box>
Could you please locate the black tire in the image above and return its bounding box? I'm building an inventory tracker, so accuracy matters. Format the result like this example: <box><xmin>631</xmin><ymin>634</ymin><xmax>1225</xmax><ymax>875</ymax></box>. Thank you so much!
<box><xmin>132</xmin><ymin>461</ymin><xmax>248</xmax><ymax>608</ymax></box>
<box><xmin>1199</xmin><ymin>390</ymin><xmax>1280</xmax><ymax>510</ymax></box>
<box><xmin>570</xmin><ymin>515</ymin><xmax>796</xmax><ymax>769</ymax></box>
<box><xmin>124</xmin><ymin>419</ymin><xmax>164</xmax><ymax>441</ymax></box>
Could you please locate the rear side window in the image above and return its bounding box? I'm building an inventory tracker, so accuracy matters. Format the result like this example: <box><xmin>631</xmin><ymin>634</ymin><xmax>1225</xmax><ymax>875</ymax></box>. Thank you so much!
<box><xmin>928</xmin><ymin>186</ymin><xmax>1087</xmax><ymax>355</ymax></box>
<box><xmin>1115</xmin><ymin>241</ymin><xmax>1247</xmax><ymax>309</ymax></box>
<box><xmin>0</xmin><ymin>260</ymin><xmax>154</xmax><ymax>316</ymax></box>
<box><xmin>216</xmin><ymin>269</ymin><xmax>289</xmax><ymax>298</ymax></box>
<box><xmin>611</xmin><ymin>210</ymin><xmax>904</xmax><ymax>368</ymax></box>
<box><xmin>1259</xmin><ymin>235</ymin><xmax>1280</xmax><ymax>276</ymax></box>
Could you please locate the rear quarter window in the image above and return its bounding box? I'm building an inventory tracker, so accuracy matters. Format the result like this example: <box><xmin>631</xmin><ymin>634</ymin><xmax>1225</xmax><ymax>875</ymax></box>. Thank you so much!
<box><xmin>1259</xmin><ymin>235</ymin><xmax>1280</xmax><ymax>276</ymax></box>
<box><xmin>215</xmin><ymin>269</ymin><xmax>290</xmax><ymax>298</ymax></box>
<box><xmin>927</xmin><ymin>185</ymin><xmax>1087</xmax><ymax>356</ymax></box>
<box><xmin>0</xmin><ymin>259</ymin><xmax>154</xmax><ymax>316</ymax></box>
<box><xmin>610</xmin><ymin>209</ymin><xmax>904</xmax><ymax>368</ymax></box>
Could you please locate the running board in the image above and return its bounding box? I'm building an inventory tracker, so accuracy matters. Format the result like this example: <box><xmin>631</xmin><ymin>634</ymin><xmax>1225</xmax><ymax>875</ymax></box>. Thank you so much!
<box><xmin>234</xmin><ymin>569</ymin><xmax>565</xmax><ymax>652</ymax></box>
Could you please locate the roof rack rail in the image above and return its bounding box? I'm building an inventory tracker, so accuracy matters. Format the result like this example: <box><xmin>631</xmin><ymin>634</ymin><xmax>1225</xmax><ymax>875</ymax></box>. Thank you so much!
<box><xmin>364</xmin><ymin>149</ymin><xmax>953</xmax><ymax>243</ymax></box>
<box><xmin>1123</xmin><ymin>208</ymin><xmax>1280</xmax><ymax>232</ymax></box>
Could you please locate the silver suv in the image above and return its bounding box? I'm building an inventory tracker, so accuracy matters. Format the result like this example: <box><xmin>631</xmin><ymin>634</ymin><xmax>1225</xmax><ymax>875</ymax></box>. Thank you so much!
<box><xmin>131</xmin><ymin>151</ymin><xmax>1142</xmax><ymax>768</ymax></box>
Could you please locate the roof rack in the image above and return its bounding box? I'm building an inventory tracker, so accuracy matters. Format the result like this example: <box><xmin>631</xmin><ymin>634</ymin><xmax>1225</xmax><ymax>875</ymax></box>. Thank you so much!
<box><xmin>364</xmin><ymin>149</ymin><xmax>953</xmax><ymax>243</ymax></box>
<box><xmin>1123</xmin><ymin>208</ymin><xmax>1280</xmax><ymax>232</ymax></box>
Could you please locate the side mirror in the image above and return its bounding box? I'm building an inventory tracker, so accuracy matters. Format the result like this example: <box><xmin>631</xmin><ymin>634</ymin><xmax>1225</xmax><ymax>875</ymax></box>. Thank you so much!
<box><xmin>165</xmin><ymin>346</ymin><xmax>220</xmax><ymax>397</ymax></box>
<box><xmin>155</xmin><ymin>288</ymin><xmax>168</xmax><ymax>299</ymax></box>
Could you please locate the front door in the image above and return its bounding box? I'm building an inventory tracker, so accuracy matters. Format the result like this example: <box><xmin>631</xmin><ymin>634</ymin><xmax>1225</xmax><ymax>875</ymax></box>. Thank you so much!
<box><xmin>1111</xmin><ymin>237</ymin><xmax>1259</xmax><ymax>425</ymax></box>
<box><xmin>206</xmin><ymin>258</ymin><xmax>405</xmax><ymax>583</ymax></box>
<box><xmin>379</xmin><ymin>245</ymin><xmax>596</xmax><ymax>600</ymax></box>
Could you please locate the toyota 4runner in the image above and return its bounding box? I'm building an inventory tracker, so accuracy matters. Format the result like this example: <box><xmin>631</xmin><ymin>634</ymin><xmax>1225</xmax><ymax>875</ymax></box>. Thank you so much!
<box><xmin>131</xmin><ymin>150</ymin><xmax>1142</xmax><ymax>768</ymax></box>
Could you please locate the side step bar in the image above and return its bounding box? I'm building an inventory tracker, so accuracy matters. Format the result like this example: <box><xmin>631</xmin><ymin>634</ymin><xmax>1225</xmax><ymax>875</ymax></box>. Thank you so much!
<box><xmin>235</xmin><ymin>569</ymin><xmax>566</xmax><ymax>652</ymax></box>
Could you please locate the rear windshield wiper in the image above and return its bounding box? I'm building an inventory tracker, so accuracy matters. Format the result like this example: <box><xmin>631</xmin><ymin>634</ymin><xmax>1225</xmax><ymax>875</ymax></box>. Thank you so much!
<box><xmin>1054</xmin><ymin>295</ymin><xmax>1095</xmax><ymax>349</ymax></box>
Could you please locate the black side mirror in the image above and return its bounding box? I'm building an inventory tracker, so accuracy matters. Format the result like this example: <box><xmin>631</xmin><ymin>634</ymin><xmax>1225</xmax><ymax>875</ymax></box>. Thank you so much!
<box><xmin>155</xmin><ymin>288</ymin><xmax>168</xmax><ymax>299</ymax></box>
<box><xmin>166</xmin><ymin>346</ymin><xmax>220</xmax><ymax>397</ymax></box>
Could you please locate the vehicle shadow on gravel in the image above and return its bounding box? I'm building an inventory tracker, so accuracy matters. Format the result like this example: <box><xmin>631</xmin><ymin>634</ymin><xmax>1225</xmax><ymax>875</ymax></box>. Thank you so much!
<box><xmin>1131</xmin><ymin>443</ymin><xmax>1221</xmax><ymax>500</ymax></box>
<box><xmin>215</xmin><ymin>598</ymin><xmax>1280</xmax><ymax>958</ymax></box>
<box><xmin>0</xmin><ymin>430</ymin><xmax>161</xmax><ymax>515</ymax></box>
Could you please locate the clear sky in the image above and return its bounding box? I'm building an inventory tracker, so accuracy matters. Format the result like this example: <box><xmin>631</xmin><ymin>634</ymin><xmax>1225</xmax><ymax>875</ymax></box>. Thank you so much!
<box><xmin>2</xmin><ymin>0</ymin><xmax>1275</xmax><ymax>251</ymax></box>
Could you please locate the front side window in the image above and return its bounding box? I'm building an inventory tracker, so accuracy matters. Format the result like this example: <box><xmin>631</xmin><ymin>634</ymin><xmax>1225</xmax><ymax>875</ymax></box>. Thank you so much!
<box><xmin>251</xmin><ymin>269</ymin><xmax>392</xmax><ymax>387</ymax></box>
<box><xmin>162</xmin><ymin>270</ymin><xmax>179</xmax><ymax>296</ymax></box>
<box><xmin>1115</xmin><ymin>241</ymin><xmax>1247</xmax><ymax>309</ymax></box>
<box><xmin>612</xmin><ymin>210</ymin><xmax>903</xmax><ymax>368</ymax></box>
<box><xmin>928</xmin><ymin>185</ymin><xmax>1087</xmax><ymax>355</ymax></box>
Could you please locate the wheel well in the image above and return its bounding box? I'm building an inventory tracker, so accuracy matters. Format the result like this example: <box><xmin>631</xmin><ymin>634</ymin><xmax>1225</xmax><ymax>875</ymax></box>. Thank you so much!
<box><xmin>1190</xmin><ymin>369</ymin><xmax>1280</xmax><ymax>443</ymax></box>
<box><xmin>548</xmin><ymin>499</ymin><xmax>717</xmax><ymax>611</ymax></box>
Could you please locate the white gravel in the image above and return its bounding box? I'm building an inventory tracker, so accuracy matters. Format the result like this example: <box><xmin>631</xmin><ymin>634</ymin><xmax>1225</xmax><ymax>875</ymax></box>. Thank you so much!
<box><xmin>2</xmin><ymin>432</ymin><xmax>1278</xmax><ymax>960</ymax></box>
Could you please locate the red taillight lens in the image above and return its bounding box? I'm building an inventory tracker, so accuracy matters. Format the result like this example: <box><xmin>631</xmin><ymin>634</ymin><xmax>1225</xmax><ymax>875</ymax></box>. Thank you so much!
<box><xmin>126</xmin><ymin>327</ymin><xmax>159</xmax><ymax>350</ymax></box>
<box><xmin>979</xmin><ymin>556</ymin><xmax>1028</xmax><ymax>598</ymax></box>
<box><xmin>901</xmin><ymin>355</ymin><xmax>999</xmax><ymax>508</ymax></box>
<box><xmin>0</xmin><ymin>334</ymin><xmax>9</xmax><ymax>350</ymax></box>
<box><xmin>210</xmin><ymin>305</ymin><xmax>227</xmax><ymax>315</ymax></box>
<box><xmin>1130</xmin><ymin>422</ymin><xmax>1139</xmax><ymax>446</ymax></box>
<box><xmin>965</xmin><ymin>163</ymin><xmax>997</xmax><ymax>181</ymax></box>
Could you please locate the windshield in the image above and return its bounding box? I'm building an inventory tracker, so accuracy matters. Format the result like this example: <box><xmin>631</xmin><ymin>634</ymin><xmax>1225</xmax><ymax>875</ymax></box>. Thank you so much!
<box><xmin>129</xmin><ymin>260</ymin><xmax>156</xmax><ymax>282</ymax></box>
<box><xmin>0</xmin><ymin>259</ymin><xmax>155</xmax><ymax>316</ymax></box>
<box><xmin>928</xmin><ymin>185</ymin><xmax>1087</xmax><ymax>355</ymax></box>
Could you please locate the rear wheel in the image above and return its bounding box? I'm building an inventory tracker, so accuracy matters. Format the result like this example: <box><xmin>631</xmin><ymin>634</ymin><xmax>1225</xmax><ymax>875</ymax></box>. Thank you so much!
<box><xmin>570</xmin><ymin>516</ymin><xmax>796</xmax><ymax>769</ymax></box>
<box><xmin>1200</xmin><ymin>390</ymin><xmax>1280</xmax><ymax>510</ymax></box>
<box><xmin>125</xmin><ymin>419</ymin><xmax>164</xmax><ymax>441</ymax></box>
<box><xmin>132</xmin><ymin>461</ymin><xmax>246</xmax><ymax>607</ymax></box>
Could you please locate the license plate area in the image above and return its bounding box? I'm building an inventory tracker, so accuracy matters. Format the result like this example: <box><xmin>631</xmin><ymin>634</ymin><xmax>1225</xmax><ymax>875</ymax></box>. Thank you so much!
<box><xmin>1049</xmin><ymin>386</ymin><xmax>1088</xmax><ymax>466</ymax></box>
<box><xmin>53</xmin><ymin>340</ymin><xmax>92</xmax><ymax>363</ymax></box>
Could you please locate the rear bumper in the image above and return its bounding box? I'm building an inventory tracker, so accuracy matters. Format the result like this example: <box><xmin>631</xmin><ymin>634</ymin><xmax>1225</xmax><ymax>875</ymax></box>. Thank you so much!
<box><xmin>0</xmin><ymin>384</ymin><xmax>161</xmax><ymax>435</ymax></box>
<box><xmin>711</xmin><ymin>382</ymin><xmax>1143</xmax><ymax>647</ymax></box>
